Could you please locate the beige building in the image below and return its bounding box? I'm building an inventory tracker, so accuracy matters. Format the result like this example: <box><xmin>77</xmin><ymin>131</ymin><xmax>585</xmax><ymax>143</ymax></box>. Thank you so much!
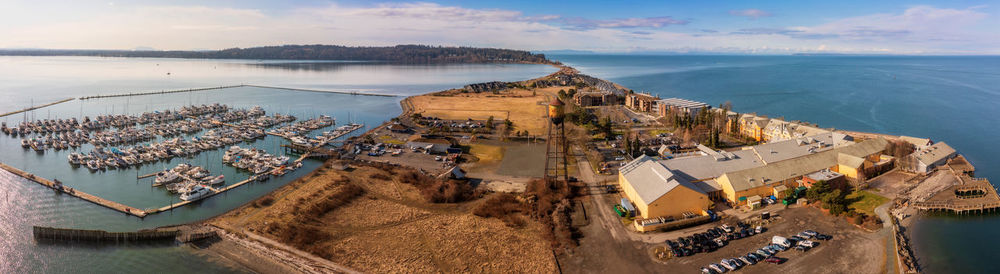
<box><xmin>618</xmin><ymin>155</ymin><xmax>711</xmax><ymax>220</ymax></box>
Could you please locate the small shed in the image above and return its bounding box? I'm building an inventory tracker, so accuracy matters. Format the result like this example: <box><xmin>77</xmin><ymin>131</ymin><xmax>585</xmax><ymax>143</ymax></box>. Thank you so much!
<box><xmin>773</xmin><ymin>185</ymin><xmax>788</xmax><ymax>199</ymax></box>
<box><xmin>746</xmin><ymin>195</ymin><xmax>763</xmax><ymax>209</ymax></box>
<box><xmin>620</xmin><ymin>198</ymin><xmax>636</xmax><ymax>217</ymax></box>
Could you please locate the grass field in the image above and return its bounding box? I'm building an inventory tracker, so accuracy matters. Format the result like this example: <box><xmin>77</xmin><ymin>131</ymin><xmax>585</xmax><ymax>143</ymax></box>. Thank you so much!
<box><xmin>847</xmin><ymin>190</ymin><xmax>889</xmax><ymax>215</ymax></box>
<box><xmin>468</xmin><ymin>144</ymin><xmax>505</xmax><ymax>164</ymax></box>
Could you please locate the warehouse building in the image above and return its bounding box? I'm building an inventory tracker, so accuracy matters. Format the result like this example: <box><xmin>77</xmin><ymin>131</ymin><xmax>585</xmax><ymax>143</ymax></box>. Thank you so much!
<box><xmin>618</xmin><ymin>155</ymin><xmax>711</xmax><ymax>221</ymax></box>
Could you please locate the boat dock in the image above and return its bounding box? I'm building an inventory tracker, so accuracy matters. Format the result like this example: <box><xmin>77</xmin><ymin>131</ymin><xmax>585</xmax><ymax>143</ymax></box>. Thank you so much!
<box><xmin>0</xmin><ymin>98</ymin><xmax>75</xmax><ymax>118</ymax></box>
<box><xmin>0</xmin><ymin>162</ymin><xmax>148</xmax><ymax>217</ymax></box>
<box><xmin>914</xmin><ymin>177</ymin><xmax>1000</xmax><ymax>214</ymax></box>
<box><xmin>146</xmin><ymin>175</ymin><xmax>258</xmax><ymax>214</ymax></box>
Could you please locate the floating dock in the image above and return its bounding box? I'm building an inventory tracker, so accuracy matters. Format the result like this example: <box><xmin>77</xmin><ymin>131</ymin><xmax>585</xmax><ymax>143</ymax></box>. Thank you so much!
<box><xmin>0</xmin><ymin>163</ymin><xmax>148</xmax><ymax>217</ymax></box>
<box><xmin>0</xmin><ymin>98</ymin><xmax>75</xmax><ymax>118</ymax></box>
<box><xmin>914</xmin><ymin>177</ymin><xmax>1000</xmax><ymax>214</ymax></box>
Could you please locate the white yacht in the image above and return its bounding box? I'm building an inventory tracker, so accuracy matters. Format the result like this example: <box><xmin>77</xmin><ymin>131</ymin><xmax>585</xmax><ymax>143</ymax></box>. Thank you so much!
<box><xmin>180</xmin><ymin>184</ymin><xmax>212</xmax><ymax>201</ymax></box>
<box><xmin>155</xmin><ymin>171</ymin><xmax>180</xmax><ymax>185</ymax></box>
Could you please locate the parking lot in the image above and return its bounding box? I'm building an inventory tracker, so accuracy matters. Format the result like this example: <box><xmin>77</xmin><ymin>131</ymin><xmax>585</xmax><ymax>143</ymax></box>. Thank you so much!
<box><xmin>654</xmin><ymin>207</ymin><xmax>885</xmax><ymax>273</ymax></box>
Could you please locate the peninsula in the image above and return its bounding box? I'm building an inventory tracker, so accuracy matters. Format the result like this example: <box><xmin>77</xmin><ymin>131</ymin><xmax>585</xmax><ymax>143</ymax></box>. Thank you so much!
<box><xmin>0</xmin><ymin>44</ymin><xmax>554</xmax><ymax>64</ymax></box>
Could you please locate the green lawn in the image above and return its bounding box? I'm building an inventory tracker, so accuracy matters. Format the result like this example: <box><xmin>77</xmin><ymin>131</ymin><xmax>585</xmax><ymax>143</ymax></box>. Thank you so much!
<box><xmin>847</xmin><ymin>190</ymin><xmax>889</xmax><ymax>216</ymax></box>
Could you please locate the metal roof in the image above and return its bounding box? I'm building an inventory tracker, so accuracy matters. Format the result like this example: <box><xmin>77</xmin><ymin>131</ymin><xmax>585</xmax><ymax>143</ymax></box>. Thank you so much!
<box><xmin>913</xmin><ymin>141</ymin><xmax>956</xmax><ymax>165</ymax></box>
<box><xmin>620</xmin><ymin>155</ymin><xmax>706</xmax><ymax>206</ymax></box>
<box><xmin>720</xmin><ymin>138</ymin><xmax>888</xmax><ymax>192</ymax></box>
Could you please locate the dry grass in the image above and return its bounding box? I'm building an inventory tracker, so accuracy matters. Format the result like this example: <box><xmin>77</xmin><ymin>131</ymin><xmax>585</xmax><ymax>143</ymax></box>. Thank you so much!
<box><xmin>210</xmin><ymin>163</ymin><xmax>556</xmax><ymax>273</ymax></box>
<box><xmin>408</xmin><ymin>86</ymin><xmax>571</xmax><ymax>135</ymax></box>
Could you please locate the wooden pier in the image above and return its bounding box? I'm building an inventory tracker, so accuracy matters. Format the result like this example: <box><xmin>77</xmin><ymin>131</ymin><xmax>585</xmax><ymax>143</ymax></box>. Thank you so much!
<box><xmin>0</xmin><ymin>163</ymin><xmax>148</xmax><ymax>217</ymax></box>
<box><xmin>33</xmin><ymin>226</ymin><xmax>178</xmax><ymax>243</ymax></box>
<box><xmin>914</xmin><ymin>177</ymin><xmax>1000</xmax><ymax>214</ymax></box>
<box><xmin>0</xmin><ymin>98</ymin><xmax>75</xmax><ymax>118</ymax></box>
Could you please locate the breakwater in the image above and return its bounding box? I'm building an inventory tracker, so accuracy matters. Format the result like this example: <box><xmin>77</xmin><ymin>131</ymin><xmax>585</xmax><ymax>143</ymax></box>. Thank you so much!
<box><xmin>33</xmin><ymin>226</ymin><xmax>178</xmax><ymax>242</ymax></box>
<box><xmin>78</xmin><ymin>84</ymin><xmax>398</xmax><ymax>100</ymax></box>
<box><xmin>242</xmin><ymin>84</ymin><xmax>398</xmax><ymax>97</ymax></box>
<box><xmin>0</xmin><ymin>98</ymin><xmax>75</xmax><ymax>118</ymax></box>
<box><xmin>79</xmin><ymin>85</ymin><xmax>242</xmax><ymax>100</ymax></box>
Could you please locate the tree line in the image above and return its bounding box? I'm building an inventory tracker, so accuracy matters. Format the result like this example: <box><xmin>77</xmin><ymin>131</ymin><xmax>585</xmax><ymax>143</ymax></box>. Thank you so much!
<box><xmin>0</xmin><ymin>45</ymin><xmax>553</xmax><ymax>64</ymax></box>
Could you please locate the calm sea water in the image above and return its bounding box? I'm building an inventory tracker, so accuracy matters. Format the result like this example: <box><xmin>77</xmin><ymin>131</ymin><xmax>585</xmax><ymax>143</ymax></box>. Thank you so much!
<box><xmin>553</xmin><ymin>54</ymin><xmax>1000</xmax><ymax>273</ymax></box>
<box><xmin>0</xmin><ymin>56</ymin><xmax>555</xmax><ymax>273</ymax></box>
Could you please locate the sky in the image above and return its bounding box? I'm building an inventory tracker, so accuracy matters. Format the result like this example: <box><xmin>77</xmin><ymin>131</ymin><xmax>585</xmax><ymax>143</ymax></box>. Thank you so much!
<box><xmin>2</xmin><ymin>0</ymin><xmax>998</xmax><ymax>54</ymax></box>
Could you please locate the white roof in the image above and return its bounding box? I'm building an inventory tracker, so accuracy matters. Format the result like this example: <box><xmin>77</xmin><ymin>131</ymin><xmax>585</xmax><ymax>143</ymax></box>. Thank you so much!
<box><xmin>620</xmin><ymin>155</ymin><xmax>706</xmax><ymax>206</ymax></box>
<box><xmin>657</xmin><ymin>98</ymin><xmax>710</xmax><ymax>109</ymax></box>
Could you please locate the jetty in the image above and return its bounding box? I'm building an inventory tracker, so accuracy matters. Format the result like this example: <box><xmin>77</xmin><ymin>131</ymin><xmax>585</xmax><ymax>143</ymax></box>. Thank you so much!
<box><xmin>914</xmin><ymin>177</ymin><xmax>1000</xmax><ymax>214</ymax></box>
<box><xmin>0</xmin><ymin>98</ymin><xmax>75</xmax><ymax>118</ymax></box>
<box><xmin>0</xmin><ymin>163</ymin><xmax>147</xmax><ymax>217</ymax></box>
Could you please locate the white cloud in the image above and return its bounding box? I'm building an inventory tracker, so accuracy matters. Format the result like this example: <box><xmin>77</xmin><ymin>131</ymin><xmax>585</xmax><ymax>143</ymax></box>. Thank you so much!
<box><xmin>0</xmin><ymin>3</ymin><xmax>994</xmax><ymax>54</ymax></box>
<box><xmin>729</xmin><ymin>9</ymin><xmax>773</xmax><ymax>19</ymax></box>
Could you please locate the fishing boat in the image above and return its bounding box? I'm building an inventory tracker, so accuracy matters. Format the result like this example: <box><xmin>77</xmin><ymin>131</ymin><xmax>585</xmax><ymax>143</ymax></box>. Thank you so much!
<box><xmin>180</xmin><ymin>184</ymin><xmax>212</xmax><ymax>201</ymax></box>
<box><xmin>86</xmin><ymin>160</ymin><xmax>102</xmax><ymax>172</ymax></box>
<box><xmin>21</xmin><ymin>139</ymin><xmax>30</xmax><ymax>148</ymax></box>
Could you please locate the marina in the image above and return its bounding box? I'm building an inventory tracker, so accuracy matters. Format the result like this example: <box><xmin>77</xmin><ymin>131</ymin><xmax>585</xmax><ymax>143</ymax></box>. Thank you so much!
<box><xmin>0</xmin><ymin>99</ymin><xmax>361</xmax><ymax>217</ymax></box>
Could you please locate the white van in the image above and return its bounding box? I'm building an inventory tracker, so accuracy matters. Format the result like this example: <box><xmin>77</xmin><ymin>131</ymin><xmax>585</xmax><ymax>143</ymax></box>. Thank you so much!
<box><xmin>772</xmin><ymin>236</ymin><xmax>791</xmax><ymax>248</ymax></box>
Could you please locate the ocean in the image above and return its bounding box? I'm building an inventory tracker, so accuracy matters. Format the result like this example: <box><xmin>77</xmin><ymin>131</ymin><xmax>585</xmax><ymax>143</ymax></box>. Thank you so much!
<box><xmin>553</xmin><ymin>54</ymin><xmax>1000</xmax><ymax>273</ymax></box>
<box><xmin>0</xmin><ymin>56</ymin><xmax>556</xmax><ymax>273</ymax></box>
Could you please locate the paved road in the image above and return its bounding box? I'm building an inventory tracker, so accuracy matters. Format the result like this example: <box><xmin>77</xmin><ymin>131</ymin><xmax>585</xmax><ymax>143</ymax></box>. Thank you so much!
<box><xmin>874</xmin><ymin>202</ymin><xmax>898</xmax><ymax>274</ymax></box>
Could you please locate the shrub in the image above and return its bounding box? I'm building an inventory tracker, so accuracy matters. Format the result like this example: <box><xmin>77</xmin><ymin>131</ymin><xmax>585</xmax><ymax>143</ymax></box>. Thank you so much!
<box><xmin>258</xmin><ymin>196</ymin><xmax>275</xmax><ymax>207</ymax></box>
<box><xmin>369</xmin><ymin>173</ymin><xmax>391</xmax><ymax>180</ymax></box>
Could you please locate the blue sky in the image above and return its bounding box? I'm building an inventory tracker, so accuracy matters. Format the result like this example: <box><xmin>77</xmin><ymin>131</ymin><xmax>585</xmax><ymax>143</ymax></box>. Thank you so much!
<box><xmin>2</xmin><ymin>0</ymin><xmax>998</xmax><ymax>54</ymax></box>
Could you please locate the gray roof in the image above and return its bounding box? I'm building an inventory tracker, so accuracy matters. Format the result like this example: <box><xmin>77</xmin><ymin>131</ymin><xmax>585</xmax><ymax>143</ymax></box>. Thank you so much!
<box><xmin>913</xmin><ymin>141</ymin><xmax>956</xmax><ymax>165</ymax></box>
<box><xmin>721</xmin><ymin>138</ymin><xmax>888</xmax><ymax>192</ymax></box>
<box><xmin>694</xmin><ymin>179</ymin><xmax>723</xmax><ymax>193</ymax></box>
<box><xmin>620</xmin><ymin>155</ymin><xmax>706</xmax><ymax>206</ymax></box>
<box><xmin>751</xmin><ymin>132</ymin><xmax>851</xmax><ymax>164</ymax></box>
<box><xmin>660</xmin><ymin>149</ymin><xmax>764</xmax><ymax>181</ymax></box>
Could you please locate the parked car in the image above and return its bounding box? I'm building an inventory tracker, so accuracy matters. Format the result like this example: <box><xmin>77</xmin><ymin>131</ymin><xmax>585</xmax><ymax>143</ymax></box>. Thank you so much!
<box><xmin>739</xmin><ymin>256</ymin><xmax>752</xmax><ymax>265</ymax></box>
<box><xmin>804</xmin><ymin>230</ymin><xmax>819</xmax><ymax>237</ymax></box>
<box><xmin>799</xmin><ymin>240</ymin><xmax>817</xmax><ymax>247</ymax></box>
<box><xmin>789</xmin><ymin>236</ymin><xmax>805</xmax><ymax>243</ymax></box>
<box><xmin>709</xmin><ymin>264</ymin><xmax>726</xmax><ymax>273</ymax></box>
<box><xmin>764</xmin><ymin>257</ymin><xmax>784</xmax><ymax>264</ymax></box>
<box><xmin>815</xmin><ymin>234</ymin><xmax>832</xmax><ymax>240</ymax></box>
<box><xmin>797</xmin><ymin>232</ymin><xmax>813</xmax><ymax>239</ymax></box>
<box><xmin>755</xmin><ymin>226</ymin><xmax>765</xmax><ymax>234</ymax></box>
<box><xmin>793</xmin><ymin>245</ymin><xmax>810</xmax><ymax>252</ymax></box>
<box><xmin>772</xmin><ymin>236</ymin><xmax>792</xmax><ymax>248</ymax></box>
<box><xmin>721</xmin><ymin>224</ymin><xmax>734</xmax><ymax>233</ymax></box>
<box><xmin>701</xmin><ymin>267</ymin><xmax>714</xmax><ymax>274</ymax></box>
<box><xmin>720</xmin><ymin>260</ymin><xmax>736</xmax><ymax>271</ymax></box>
<box><xmin>755</xmin><ymin>250</ymin><xmax>768</xmax><ymax>258</ymax></box>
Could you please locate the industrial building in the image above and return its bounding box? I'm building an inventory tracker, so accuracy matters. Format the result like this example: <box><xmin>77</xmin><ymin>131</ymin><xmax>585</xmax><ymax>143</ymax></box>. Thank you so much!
<box><xmin>906</xmin><ymin>142</ymin><xmax>957</xmax><ymax>173</ymax></box>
